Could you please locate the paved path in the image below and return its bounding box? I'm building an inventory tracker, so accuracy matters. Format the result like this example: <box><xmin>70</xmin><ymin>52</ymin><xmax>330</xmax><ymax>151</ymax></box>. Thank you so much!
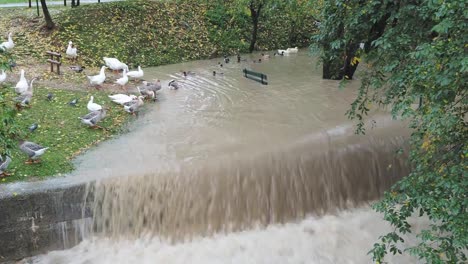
<box><xmin>0</xmin><ymin>0</ymin><xmax>123</xmax><ymax>8</ymax></box>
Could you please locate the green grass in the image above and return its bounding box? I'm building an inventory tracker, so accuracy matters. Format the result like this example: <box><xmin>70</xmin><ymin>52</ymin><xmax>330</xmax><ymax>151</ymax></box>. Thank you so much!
<box><xmin>1</xmin><ymin>84</ymin><xmax>131</xmax><ymax>183</ymax></box>
<box><xmin>0</xmin><ymin>0</ymin><xmax>30</xmax><ymax>4</ymax></box>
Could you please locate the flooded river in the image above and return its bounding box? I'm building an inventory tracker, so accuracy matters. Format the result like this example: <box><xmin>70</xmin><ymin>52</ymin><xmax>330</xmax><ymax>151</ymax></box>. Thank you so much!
<box><xmin>26</xmin><ymin>52</ymin><xmax>420</xmax><ymax>263</ymax></box>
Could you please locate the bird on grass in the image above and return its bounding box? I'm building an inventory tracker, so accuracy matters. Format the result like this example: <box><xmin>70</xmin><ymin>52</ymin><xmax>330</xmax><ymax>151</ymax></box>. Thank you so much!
<box><xmin>29</xmin><ymin>123</ymin><xmax>38</xmax><ymax>132</ymax></box>
<box><xmin>19</xmin><ymin>140</ymin><xmax>49</xmax><ymax>164</ymax></box>
<box><xmin>14</xmin><ymin>78</ymin><xmax>36</xmax><ymax>109</ymax></box>
<box><xmin>0</xmin><ymin>70</ymin><xmax>6</xmax><ymax>85</ymax></box>
<box><xmin>103</xmin><ymin>57</ymin><xmax>128</xmax><ymax>74</ymax></box>
<box><xmin>70</xmin><ymin>66</ymin><xmax>85</xmax><ymax>73</ymax></box>
<box><xmin>87</xmin><ymin>96</ymin><xmax>102</xmax><ymax>112</ymax></box>
<box><xmin>46</xmin><ymin>93</ymin><xmax>54</xmax><ymax>101</ymax></box>
<box><xmin>79</xmin><ymin>108</ymin><xmax>107</xmax><ymax>129</ymax></box>
<box><xmin>115</xmin><ymin>69</ymin><xmax>129</xmax><ymax>90</ymax></box>
<box><xmin>108</xmin><ymin>94</ymin><xmax>137</xmax><ymax>105</ymax></box>
<box><xmin>66</xmin><ymin>41</ymin><xmax>78</xmax><ymax>62</ymax></box>
<box><xmin>87</xmin><ymin>66</ymin><xmax>107</xmax><ymax>89</ymax></box>
<box><xmin>0</xmin><ymin>155</ymin><xmax>12</xmax><ymax>178</ymax></box>
<box><xmin>127</xmin><ymin>66</ymin><xmax>144</xmax><ymax>81</ymax></box>
<box><xmin>69</xmin><ymin>98</ymin><xmax>78</xmax><ymax>106</ymax></box>
<box><xmin>15</xmin><ymin>69</ymin><xmax>28</xmax><ymax>95</ymax></box>
<box><xmin>0</xmin><ymin>32</ymin><xmax>14</xmax><ymax>51</ymax></box>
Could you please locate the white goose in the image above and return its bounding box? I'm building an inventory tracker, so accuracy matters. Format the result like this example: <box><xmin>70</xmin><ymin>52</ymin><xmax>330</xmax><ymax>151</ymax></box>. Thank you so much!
<box><xmin>15</xmin><ymin>69</ymin><xmax>28</xmax><ymax>94</ymax></box>
<box><xmin>286</xmin><ymin>47</ymin><xmax>299</xmax><ymax>53</ymax></box>
<box><xmin>127</xmin><ymin>66</ymin><xmax>144</xmax><ymax>80</ymax></box>
<box><xmin>103</xmin><ymin>57</ymin><xmax>128</xmax><ymax>73</ymax></box>
<box><xmin>66</xmin><ymin>41</ymin><xmax>77</xmax><ymax>61</ymax></box>
<box><xmin>14</xmin><ymin>78</ymin><xmax>36</xmax><ymax>107</ymax></box>
<box><xmin>87</xmin><ymin>66</ymin><xmax>107</xmax><ymax>88</ymax></box>
<box><xmin>0</xmin><ymin>70</ymin><xmax>6</xmax><ymax>84</ymax></box>
<box><xmin>0</xmin><ymin>32</ymin><xmax>14</xmax><ymax>51</ymax></box>
<box><xmin>87</xmin><ymin>96</ymin><xmax>102</xmax><ymax>112</ymax></box>
<box><xmin>115</xmin><ymin>69</ymin><xmax>128</xmax><ymax>90</ymax></box>
<box><xmin>108</xmin><ymin>94</ymin><xmax>137</xmax><ymax>105</ymax></box>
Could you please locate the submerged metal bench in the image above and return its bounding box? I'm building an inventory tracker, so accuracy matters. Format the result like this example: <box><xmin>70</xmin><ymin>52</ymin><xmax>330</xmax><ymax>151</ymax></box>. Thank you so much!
<box><xmin>243</xmin><ymin>68</ymin><xmax>268</xmax><ymax>85</ymax></box>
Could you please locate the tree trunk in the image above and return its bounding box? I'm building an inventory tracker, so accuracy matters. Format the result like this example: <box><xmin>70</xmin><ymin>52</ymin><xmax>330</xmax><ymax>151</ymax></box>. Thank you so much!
<box><xmin>64</xmin><ymin>0</ymin><xmax>66</xmax><ymax>6</ymax></box>
<box><xmin>77</xmin><ymin>0</ymin><xmax>80</xmax><ymax>6</ymax></box>
<box><xmin>71</xmin><ymin>0</ymin><xmax>75</xmax><ymax>7</ymax></box>
<box><xmin>249</xmin><ymin>3</ymin><xmax>263</xmax><ymax>53</ymax></box>
<box><xmin>40</xmin><ymin>0</ymin><xmax>55</xmax><ymax>29</ymax></box>
<box><xmin>342</xmin><ymin>43</ymin><xmax>360</xmax><ymax>79</ymax></box>
<box><xmin>29</xmin><ymin>0</ymin><xmax>32</xmax><ymax>8</ymax></box>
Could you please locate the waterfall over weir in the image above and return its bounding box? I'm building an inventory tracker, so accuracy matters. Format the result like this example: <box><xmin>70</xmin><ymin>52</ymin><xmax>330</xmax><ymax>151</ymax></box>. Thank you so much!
<box><xmin>15</xmin><ymin>52</ymin><xmax>423</xmax><ymax>263</ymax></box>
<box><xmin>81</xmin><ymin>132</ymin><xmax>408</xmax><ymax>241</ymax></box>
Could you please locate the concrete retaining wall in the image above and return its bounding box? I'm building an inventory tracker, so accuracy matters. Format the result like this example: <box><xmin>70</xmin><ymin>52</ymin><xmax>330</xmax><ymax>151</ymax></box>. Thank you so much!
<box><xmin>0</xmin><ymin>184</ymin><xmax>93</xmax><ymax>263</ymax></box>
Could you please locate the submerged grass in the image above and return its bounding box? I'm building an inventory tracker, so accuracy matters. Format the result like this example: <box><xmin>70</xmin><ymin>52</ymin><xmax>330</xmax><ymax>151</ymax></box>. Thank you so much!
<box><xmin>1</xmin><ymin>84</ymin><xmax>131</xmax><ymax>183</ymax></box>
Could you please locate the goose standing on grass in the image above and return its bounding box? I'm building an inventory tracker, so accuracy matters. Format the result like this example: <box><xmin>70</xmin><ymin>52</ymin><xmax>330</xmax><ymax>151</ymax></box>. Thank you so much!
<box><xmin>66</xmin><ymin>41</ymin><xmax>78</xmax><ymax>62</ymax></box>
<box><xmin>124</xmin><ymin>96</ymin><xmax>144</xmax><ymax>114</ymax></box>
<box><xmin>127</xmin><ymin>66</ymin><xmax>144</xmax><ymax>81</ymax></box>
<box><xmin>79</xmin><ymin>108</ymin><xmax>107</xmax><ymax>129</ymax></box>
<box><xmin>14</xmin><ymin>78</ymin><xmax>36</xmax><ymax>107</ymax></box>
<box><xmin>103</xmin><ymin>57</ymin><xmax>128</xmax><ymax>73</ymax></box>
<box><xmin>115</xmin><ymin>69</ymin><xmax>129</xmax><ymax>90</ymax></box>
<box><xmin>87</xmin><ymin>66</ymin><xmax>107</xmax><ymax>89</ymax></box>
<box><xmin>168</xmin><ymin>79</ymin><xmax>179</xmax><ymax>90</ymax></box>
<box><xmin>87</xmin><ymin>96</ymin><xmax>102</xmax><ymax>111</ymax></box>
<box><xmin>0</xmin><ymin>155</ymin><xmax>12</xmax><ymax>177</ymax></box>
<box><xmin>19</xmin><ymin>140</ymin><xmax>49</xmax><ymax>164</ymax></box>
<box><xmin>0</xmin><ymin>32</ymin><xmax>14</xmax><ymax>51</ymax></box>
<box><xmin>108</xmin><ymin>94</ymin><xmax>137</xmax><ymax>105</ymax></box>
<box><xmin>0</xmin><ymin>70</ymin><xmax>6</xmax><ymax>85</ymax></box>
<box><xmin>15</xmin><ymin>69</ymin><xmax>28</xmax><ymax>94</ymax></box>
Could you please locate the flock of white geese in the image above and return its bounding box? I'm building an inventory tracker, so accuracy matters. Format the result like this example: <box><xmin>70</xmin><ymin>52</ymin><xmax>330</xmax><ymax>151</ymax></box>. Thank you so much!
<box><xmin>0</xmin><ymin>33</ymin><xmax>181</xmax><ymax>174</ymax></box>
<box><xmin>0</xmin><ymin>31</ymin><xmax>298</xmax><ymax>177</ymax></box>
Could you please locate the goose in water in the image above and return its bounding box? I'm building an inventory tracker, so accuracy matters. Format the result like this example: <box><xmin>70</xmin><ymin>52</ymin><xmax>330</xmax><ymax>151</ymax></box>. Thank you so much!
<box><xmin>0</xmin><ymin>32</ymin><xmax>14</xmax><ymax>51</ymax></box>
<box><xmin>141</xmin><ymin>79</ymin><xmax>161</xmax><ymax>94</ymax></box>
<box><xmin>127</xmin><ymin>66</ymin><xmax>144</xmax><ymax>80</ymax></box>
<box><xmin>0</xmin><ymin>70</ymin><xmax>6</xmax><ymax>85</ymax></box>
<box><xmin>19</xmin><ymin>140</ymin><xmax>49</xmax><ymax>164</ymax></box>
<box><xmin>123</xmin><ymin>96</ymin><xmax>144</xmax><ymax>114</ymax></box>
<box><xmin>79</xmin><ymin>108</ymin><xmax>107</xmax><ymax>129</ymax></box>
<box><xmin>0</xmin><ymin>155</ymin><xmax>12</xmax><ymax>177</ymax></box>
<box><xmin>87</xmin><ymin>66</ymin><xmax>107</xmax><ymax>89</ymax></box>
<box><xmin>286</xmin><ymin>47</ymin><xmax>299</xmax><ymax>53</ymax></box>
<box><xmin>168</xmin><ymin>79</ymin><xmax>179</xmax><ymax>90</ymax></box>
<box><xmin>14</xmin><ymin>78</ymin><xmax>36</xmax><ymax>107</ymax></box>
<box><xmin>103</xmin><ymin>57</ymin><xmax>128</xmax><ymax>73</ymax></box>
<box><xmin>137</xmin><ymin>86</ymin><xmax>155</xmax><ymax>100</ymax></box>
<box><xmin>87</xmin><ymin>96</ymin><xmax>102</xmax><ymax>112</ymax></box>
<box><xmin>66</xmin><ymin>41</ymin><xmax>77</xmax><ymax>62</ymax></box>
<box><xmin>15</xmin><ymin>69</ymin><xmax>28</xmax><ymax>94</ymax></box>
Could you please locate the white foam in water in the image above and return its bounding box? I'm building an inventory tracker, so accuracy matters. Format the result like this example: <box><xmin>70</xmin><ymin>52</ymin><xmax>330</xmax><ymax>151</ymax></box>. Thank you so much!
<box><xmin>29</xmin><ymin>207</ymin><xmax>422</xmax><ymax>264</ymax></box>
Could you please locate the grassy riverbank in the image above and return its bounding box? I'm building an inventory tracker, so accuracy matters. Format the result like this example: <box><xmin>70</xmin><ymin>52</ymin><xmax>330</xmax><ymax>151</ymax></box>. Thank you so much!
<box><xmin>0</xmin><ymin>0</ymin><xmax>316</xmax><ymax>183</ymax></box>
<box><xmin>1</xmin><ymin>85</ymin><xmax>131</xmax><ymax>183</ymax></box>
